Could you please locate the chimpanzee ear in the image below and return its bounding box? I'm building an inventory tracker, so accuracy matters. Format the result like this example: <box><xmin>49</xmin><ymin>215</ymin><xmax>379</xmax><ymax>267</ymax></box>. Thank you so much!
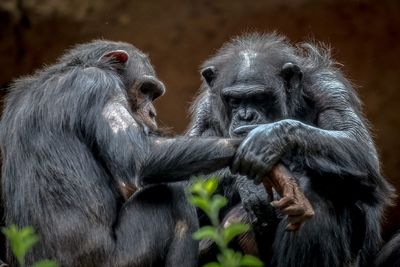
<box><xmin>280</xmin><ymin>62</ymin><xmax>302</xmax><ymax>89</ymax></box>
<box><xmin>201</xmin><ymin>66</ymin><xmax>216</xmax><ymax>87</ymax></box>
<box><xmin>99</xmin><ymin>50</ymin><xmax>129</xmax><ymax>67</ymax></box>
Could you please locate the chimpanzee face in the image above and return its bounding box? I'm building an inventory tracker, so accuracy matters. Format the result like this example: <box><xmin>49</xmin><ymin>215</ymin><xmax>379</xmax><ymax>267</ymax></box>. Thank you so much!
<box><xmin>99</xmin><ymin>49</ymin><xmax>165</xmax><ymax>131</ymax></box>
<box><xmin>201</xmin><ymin>50</ymin><xmax>302</xmax><ymax>137</ymax></box>
<box><xmin>127</xmin><ymin>74</ymin><xmax>164</xmax><ymax>131</ymax></box>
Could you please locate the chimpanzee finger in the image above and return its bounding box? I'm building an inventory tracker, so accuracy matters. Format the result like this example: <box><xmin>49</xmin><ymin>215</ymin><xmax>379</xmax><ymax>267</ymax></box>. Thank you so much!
<box><xmin>238</xmin><ymin>157</ymin><xmax>252</xmax><ymax>177</ymax></box>
<box><xmin>233</xmin><ymin>125</ymin><xmax>259</xmax><ymax>136</ymax></box>
<box><xmin>246</xmin><ymin>157</ymin><xmax>267</xmax><ymax>184</ymax></box>
<box><xmin>280</xmin><ymin>179</ymin><xmax>294</xmax><ymax>197</ymax></box>
<box><xmin>232</xmin><ymin>152</ymin><xmax>254</xmax><ymax>180</ymax></box>
<box><xmin>281</xmin><ymin>205</ymin><xmax>305</xmax><ymax>216</ymax></box>
<box><xmin>232</xmin><ymin>143</ymin><xmax>251</xmax><ymax>174</ymax></box>
<box><xmin>261</xmin><ymin>150</ymin><xmax>280</xmax><ymax>175</ymax></box>
<box><xmin>248</xmin><ymin>161</ymin><xmax>263</xmax><ymax>181</ymax></box>
<box><xmin>304</xmin><ymin>209</ymin><xmax>315</xmax><ymax>219</ymax></box>
<box><xmin>231</xmin><ymin>152</ymin><xmax>242</xmax><ymax>174</ymax></box>
<box><xmin>271</xmin><ymin>196</ymin><xmax>295</xmax><ymax>209</ymax></box>
<box><xmin>254</xmin><ymin>167</ymin><xmax>269</xmax><ymax>185</ymax></box>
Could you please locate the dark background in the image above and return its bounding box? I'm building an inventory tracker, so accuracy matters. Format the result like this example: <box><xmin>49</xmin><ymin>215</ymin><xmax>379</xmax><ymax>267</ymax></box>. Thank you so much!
<box><xmin>0</xmin><ymin>0</ymin><xmax>399</xmax><ymax>237</ymax></box>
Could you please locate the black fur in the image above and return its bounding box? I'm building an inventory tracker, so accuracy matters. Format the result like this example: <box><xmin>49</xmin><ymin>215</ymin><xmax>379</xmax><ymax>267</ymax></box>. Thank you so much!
<box><xmin>188</xmin><ymin>33</ymin><xmax>395</xmax><ymax>267</ymax></box>
<box><xmin>0</xmin><ymin>196</ymin><xmax>4</xmax><ymax>263</ymax></box>
<box><xmin>0</xmin><ymin>40</ymin><xmax>239</xmax><ymax>266</ymax></box>
<box><xmin>375</xmin><ymin>232</ymin><xmax>400</xmax><ymax>267</ymax></box>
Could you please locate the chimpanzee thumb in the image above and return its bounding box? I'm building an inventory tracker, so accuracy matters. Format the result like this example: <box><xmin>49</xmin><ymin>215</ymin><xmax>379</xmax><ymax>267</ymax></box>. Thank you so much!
<box><xmin>233</xmin><ymin>125</ymin><xmax>259</xmax><ymax>136</ymax></box>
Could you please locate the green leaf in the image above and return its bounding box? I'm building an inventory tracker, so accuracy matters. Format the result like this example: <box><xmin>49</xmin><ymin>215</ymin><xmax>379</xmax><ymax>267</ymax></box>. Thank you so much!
<box><xmin>217</xmin><ymin>249</ymin><xmax>242</xmax><ymax>267</ymax></box>
<box><xmin>189</xmin><ymin>196</ymin><xmax>210</xmax><ymax>214</ymax></box>
<box><xmin>190</xmin><ymin>180</ymin><xmax>205</xmax><ymax>195</ymax></box>
<box><xmin>187</xmin><ymin>176</ymin><xmax>264</xmax><ymax>267</ymax></box>
<box><xmin>239</xmin><ymin>255</ymin><xmax>264</xmax><ymax>267</ymax></box>
<box><xmin>2</xmin><ymin>225</ymin><xmax>39</xmax><ymax>266</ymax></box>
<box><xmin>203</xmin><ymin>178</ymin><xmax>218</xmax><ymax>196</ymax></box>
<box><xmin>19</xmin><ymin>226</ymin><xmax>36</xmax><ymax>238</ymax></box>
<box><xmin>193</xmin><ymin>226</ymin><xmax>218</xmax><ymax>241</ymax></box>
<box><xmin>2</xmin><ymin>225</ymin><xmax>17</xmax><ymax>240</ymax></box>
<box><xmin>32</xmin><ymin>259</ymin><xmax>59</xmax><ymax>267</ymax></box>
<box><xmin>203</xmin><ymin>262</ymin><xmax>221</xmax><ymax>267</ymax></box>
<box><xmin>222</xmin><ymin>223</ymin><xmax>250</xmax><ymax>244</ymax></box>
<box><xmin>209</xmin><ymin>195</ymin><xmax>228</xmax><ymax>216</ymax></box>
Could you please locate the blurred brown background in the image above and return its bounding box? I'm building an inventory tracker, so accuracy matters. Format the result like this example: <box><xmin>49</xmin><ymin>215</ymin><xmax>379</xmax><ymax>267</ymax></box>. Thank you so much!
<box><xmin>0</xmin><ymin>0</ymin><xmax>399</xmax><ymax>237</ymax></box>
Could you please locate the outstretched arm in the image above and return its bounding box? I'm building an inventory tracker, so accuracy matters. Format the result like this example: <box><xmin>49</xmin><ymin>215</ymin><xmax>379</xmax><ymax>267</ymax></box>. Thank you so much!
<box><xmin>81</xmin><ymin>69</ymin><xmax>239</xmax><ymax>187</ymax></box>
<box><xmin>140</xmin><ymin>136</ymin><xmax>239</xmax><ymax>185</ymax></box>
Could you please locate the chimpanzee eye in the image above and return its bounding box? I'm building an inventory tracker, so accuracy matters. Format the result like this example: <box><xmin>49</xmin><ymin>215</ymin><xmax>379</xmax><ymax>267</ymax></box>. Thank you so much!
<box><xmin>252</xmin><ymin>95</ymin><xmax>266</xmax><ymax>104</ymax></box>
<box><xmin>252</xmin><ymin>92</ymin><xmax>275</xmax><ymax>105</ymax></box>
<box><xmin>227</xmin><ymin>97</ymin><xmax>241</xmax><ymax>108</ymax></box>
<box><xmin>149</xmin><ymin>110</ymin><xmax>156</xmax><ymax>119</ymax></box>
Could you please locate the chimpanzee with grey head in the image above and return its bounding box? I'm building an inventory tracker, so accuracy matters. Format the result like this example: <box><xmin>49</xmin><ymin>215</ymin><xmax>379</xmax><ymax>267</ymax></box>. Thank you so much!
<box><xmin>188</xmin><ymin>33</ymin><xmax>395</xmax><ymax>267</ymax></box>
<box><xmin>0</xmin><ymin>40</ymin><xmax>241</xmax><ymax>267</ymax></box>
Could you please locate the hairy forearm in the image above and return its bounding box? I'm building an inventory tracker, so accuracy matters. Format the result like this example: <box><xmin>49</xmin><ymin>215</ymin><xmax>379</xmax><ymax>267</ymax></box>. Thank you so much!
<box><xmin>140</xmin><ymin>137</ymin><xmax>240</xmax><ymax>185</ymax></box>
<box><xmin>283</xmin><ymin>119</ymin><xmax>379</xmax><ymax>180</ymax></box>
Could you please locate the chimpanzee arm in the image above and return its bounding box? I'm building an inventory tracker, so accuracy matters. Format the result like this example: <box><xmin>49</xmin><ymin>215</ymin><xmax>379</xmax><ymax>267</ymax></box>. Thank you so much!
<box><xmin>82</xmin><ymin>69</ymin><xmax>238</xmax><ymax>187</ymax></box>
<box><xmin>233</xmin><ymin>86</ymin><xmax>392</xmax><ymax>203</ymax></box>
<box><xmin>98</xmin><ymin>102</ymin><xmax>239</xmax><ymax>186</ymax></box>
<box><xmin>140</xmin><ymin>137</ymin><xmax>239</xmax><ymax>184</ymax></box>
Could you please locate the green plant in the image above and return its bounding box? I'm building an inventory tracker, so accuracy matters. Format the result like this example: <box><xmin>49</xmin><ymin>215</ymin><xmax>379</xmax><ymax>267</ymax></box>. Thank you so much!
<box><xmin>2</xmin><ymin>225</ymin><xmax>58</xmax><ymax>267</ymax></box>
<box><xmin>188</xmin><ymin>177</ymin><xmax>264</xmax><ymax>267</ymax></box>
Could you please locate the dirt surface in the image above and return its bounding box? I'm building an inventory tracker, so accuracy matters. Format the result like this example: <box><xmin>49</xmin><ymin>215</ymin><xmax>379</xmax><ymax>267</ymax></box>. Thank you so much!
<box><xmin>0</xmin><ymin>0</ymin><xmax>399</xmax><ymax>235</ymax></box>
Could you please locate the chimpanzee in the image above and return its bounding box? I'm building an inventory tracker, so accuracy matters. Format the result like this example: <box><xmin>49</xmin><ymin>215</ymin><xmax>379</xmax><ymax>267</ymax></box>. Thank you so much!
<box><xmin>188</xmin><ymin>33</ymin><xmax>395</xmax><ymax>267</ymax></box>
<box><xmin>0</xmin><ymin>40</ymin><xmax>242</xmax><ymax>267</ymax></box>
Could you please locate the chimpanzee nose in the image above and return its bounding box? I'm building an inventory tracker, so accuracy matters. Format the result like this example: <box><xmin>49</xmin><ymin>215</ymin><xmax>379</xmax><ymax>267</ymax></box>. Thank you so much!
<box><xmin>239</xmin><ymin>109</ymin><xmax>254</xmax><ymax>121</ymax></box>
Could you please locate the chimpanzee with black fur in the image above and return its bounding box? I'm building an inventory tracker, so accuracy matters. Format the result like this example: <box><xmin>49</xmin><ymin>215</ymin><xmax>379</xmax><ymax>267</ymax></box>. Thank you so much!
<box><xmin>0</xmin><ymin>40</ymin><xmax>241</xmax><ymax>267</ymax></box>
<box><xmin>188</xmin><ymin>33</ymin><xmax>395</xmax><ymax>267</ymax></box>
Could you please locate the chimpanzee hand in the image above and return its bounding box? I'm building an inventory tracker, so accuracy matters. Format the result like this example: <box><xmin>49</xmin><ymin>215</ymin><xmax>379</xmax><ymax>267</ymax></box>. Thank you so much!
<box><xmin>231</xmin><ymin>122</ymin><xmax>314</xmax><ymax>231</ymax></box>
<box><xmin>231</xmin><ymin>121</ymin><xmax>293</xmax><ymax>184</ymax></box>
<box><xmin>267</xmin><ymin>165</ymin><xmax>314</xmax><ymax>231</ymax></box>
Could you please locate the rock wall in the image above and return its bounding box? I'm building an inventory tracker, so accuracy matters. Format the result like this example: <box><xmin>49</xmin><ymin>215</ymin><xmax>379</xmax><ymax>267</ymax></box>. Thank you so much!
<box><xmin>1</xmin><ymin>0</ymin><xmax>399</xmax><ymax>235</ymax></box>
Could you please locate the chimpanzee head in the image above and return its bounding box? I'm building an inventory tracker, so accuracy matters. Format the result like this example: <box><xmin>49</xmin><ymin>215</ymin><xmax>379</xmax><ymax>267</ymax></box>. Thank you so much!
<box><xmin>198</xmin><ymin>33</ymin><xmax>305</xmax><ymax>137</ymax></box>
<box><xmin>58</xmin><ymin>40</ymin><xmax>165</xmax><ymax>131</ymax></box>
